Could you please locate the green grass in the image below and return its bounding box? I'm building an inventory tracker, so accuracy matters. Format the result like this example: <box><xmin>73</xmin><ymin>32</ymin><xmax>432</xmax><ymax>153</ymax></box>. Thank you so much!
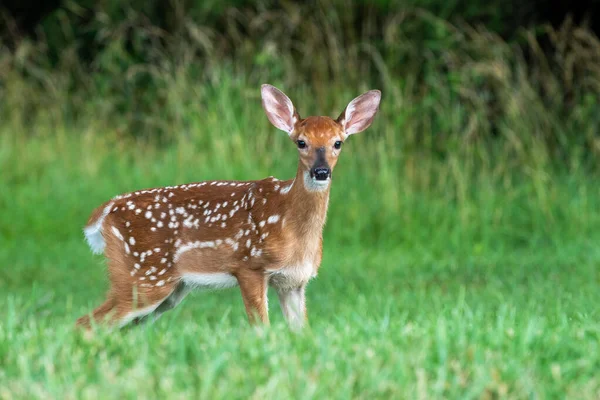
<box><xmin>1</xmin><ymin>105</ymin><xmax>600</xmax><ymax>398</ymax></box>
<box><xmin>2</xmin><ymin>246</ymin><xmax>599</xmax><ymax>398</ymax></box>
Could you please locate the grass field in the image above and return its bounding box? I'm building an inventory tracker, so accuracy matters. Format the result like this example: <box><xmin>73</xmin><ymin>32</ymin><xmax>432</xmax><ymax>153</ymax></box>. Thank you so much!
<box><xmin>1</xmin><ymin>91</ymin><xmax>600</xmax><ymax>398</ymax></box>
<box><xmin>2</xmin><ymin>1</ymin><xmax>600</xmax><ymax>396</ymax></box>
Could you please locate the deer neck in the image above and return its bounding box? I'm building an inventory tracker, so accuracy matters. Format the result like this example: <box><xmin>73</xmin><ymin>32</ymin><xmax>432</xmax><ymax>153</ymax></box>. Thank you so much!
<box><xmin>284</xmin><ymin>165</ymin><xmax>331</xmax><ymax>239</ymax></box>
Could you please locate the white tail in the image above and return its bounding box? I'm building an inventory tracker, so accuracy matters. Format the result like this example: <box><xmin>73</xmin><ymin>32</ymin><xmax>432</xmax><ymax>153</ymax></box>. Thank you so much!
<box><xmin>83</xmin><ymin>202</ymin><xmax>113</xmax><ymax>254</ymax></box>
<box><xmin>77</xmin><ymin>84</ymin><xmax>381</xmax><ymax>329</ymax></box>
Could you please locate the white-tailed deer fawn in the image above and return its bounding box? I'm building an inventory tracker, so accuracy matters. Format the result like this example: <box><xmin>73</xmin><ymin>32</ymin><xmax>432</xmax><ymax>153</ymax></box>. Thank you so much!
<box><xmin>77</xmin><ymin>84</ymin><xmax>381</xmax><ymax>329</ymax></box>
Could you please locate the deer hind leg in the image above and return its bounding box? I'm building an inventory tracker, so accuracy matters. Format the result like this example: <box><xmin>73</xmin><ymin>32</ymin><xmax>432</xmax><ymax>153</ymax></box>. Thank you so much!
<box><xmin>103</xmin><ymin>277</ymin><xmax>186</xmax><ymax>328</ymax></box>
<box><xmin>77</xmin><ymin>231</ymin><xmax>183</xmax><ymax>328</ymax></box>
<box><xmin>75</xmin><ymin>284</ymin><xmax>181</xmax><ymax>329</ymax></box>
<box><xmin>105</xmin><ymin>219</ymin><xmax>189</xmax><ymax>327</ymax></box>
<box><xmin>146</xmin><ymin>281</ymin><xmax>191</xmax><ymax>323</ymax></box>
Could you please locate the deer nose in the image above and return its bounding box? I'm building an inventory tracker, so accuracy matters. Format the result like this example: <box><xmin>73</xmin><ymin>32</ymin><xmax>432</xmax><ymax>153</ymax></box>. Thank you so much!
<box><xmin>313</xmin><ymin>167</ymin><xmax>330</xmax><ymax>181</ymax></box>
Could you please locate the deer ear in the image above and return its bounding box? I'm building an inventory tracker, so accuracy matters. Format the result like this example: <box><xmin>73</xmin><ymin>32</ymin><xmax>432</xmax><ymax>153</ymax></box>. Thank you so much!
<box><xmin>261</xmin><ymin>84</ymin><xmax>300</xmax><ymax>135</ymax></box>
<box><xmin>337</xmin><ymin>90</ymin><xmax>381</xmax><ymax>137</ymax></box>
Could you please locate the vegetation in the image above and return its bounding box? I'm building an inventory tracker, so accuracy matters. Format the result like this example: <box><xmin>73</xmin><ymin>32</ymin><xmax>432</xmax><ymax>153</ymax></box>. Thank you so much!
<box><xmin>1</xmin><ymin>1</ymin><xmax>599</xmax><ymax>398</ymax></box>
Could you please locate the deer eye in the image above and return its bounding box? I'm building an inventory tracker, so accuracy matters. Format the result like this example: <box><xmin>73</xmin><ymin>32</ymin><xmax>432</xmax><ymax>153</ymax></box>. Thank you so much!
<box><xmin>334</xmin><ymin>141</ymin><xmax>343</xmax><ymax>149</ymax></box>
<box><xmin>297</xmin><ymin>140</ymin><xmax>306</xmax><ymax>149</ymax></box>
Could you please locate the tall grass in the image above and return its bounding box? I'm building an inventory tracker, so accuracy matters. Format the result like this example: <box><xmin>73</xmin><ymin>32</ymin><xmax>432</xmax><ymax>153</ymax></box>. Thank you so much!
<box><xmin>2</xmin><ymin>75</ymin><xmax>599</xmax><ymax>252</ymax></box>
<box><xmin>2</xmin><ymin>4</ymin><xmax>599</xmax><ymax>160</ymax></box>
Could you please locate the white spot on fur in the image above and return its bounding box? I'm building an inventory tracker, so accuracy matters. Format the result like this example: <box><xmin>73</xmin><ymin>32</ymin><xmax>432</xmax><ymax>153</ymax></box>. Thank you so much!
<box><xmin>280</xmin><ymin>181</ymin><xmax>293</xmax><ymax>194</ymax></box>
<box><xmin>267</xmin><ymin>215</ymin><xmax>280</xmax><ymax>224</ymax></box>
<box><xmin>111</xmin><ymin>226</ymin><xmax>124</xmax><ymax>241</ymax></box>
<box><xmin>174</xmin><ymin>240</ymin><xmax>216</xmax><ymax>262</ymax></box>
<box><xmin>225</xmin><ymin>238</ymin><xmax>239</xmax><ymax>251</ymax></box>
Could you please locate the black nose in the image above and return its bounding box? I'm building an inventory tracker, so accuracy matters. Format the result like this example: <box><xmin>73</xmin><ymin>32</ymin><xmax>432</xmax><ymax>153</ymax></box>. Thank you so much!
<box><xmin>313</xmin><ymin>167</ymin><xmax>330</xmax><ymax>181</ymax></box>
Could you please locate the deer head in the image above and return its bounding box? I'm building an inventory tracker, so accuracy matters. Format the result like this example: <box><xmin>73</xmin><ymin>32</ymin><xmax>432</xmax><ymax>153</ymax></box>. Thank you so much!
<box><xmin>261</xmin><ymin>84</ymin><xmax>381</xmax><ymax>191</ymax></box>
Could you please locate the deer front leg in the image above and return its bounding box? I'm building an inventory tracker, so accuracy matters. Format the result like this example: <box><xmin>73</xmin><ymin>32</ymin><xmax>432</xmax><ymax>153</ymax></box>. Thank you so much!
<box><xmin>276</xmin><ymin>284</ymin><xmax>307</xmax><ymax>330</ymax></box>
<box><xmin>237</xmin><ymin>270</ymin><xmax>270</xmax><ymax>325</ymax></box>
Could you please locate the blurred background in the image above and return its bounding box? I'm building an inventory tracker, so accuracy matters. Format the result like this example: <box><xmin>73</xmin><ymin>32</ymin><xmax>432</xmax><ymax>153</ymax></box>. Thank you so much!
<box><xmin>1</xmin><ymin>1</ymin><xmax>600</xmax><ymax>397</ymax></box>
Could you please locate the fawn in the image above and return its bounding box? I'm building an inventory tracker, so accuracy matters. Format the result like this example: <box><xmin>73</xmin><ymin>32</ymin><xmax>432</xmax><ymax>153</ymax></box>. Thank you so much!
<box><xmin>76</xmin><ymin>84</ymin><xmax>381</xmax><ymax>329</ymax></box>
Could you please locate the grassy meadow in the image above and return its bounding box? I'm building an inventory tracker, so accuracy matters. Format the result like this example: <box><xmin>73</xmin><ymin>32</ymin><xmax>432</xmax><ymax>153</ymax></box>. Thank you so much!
<box><xmin>2</xmin><ymin>4</ymin><xmax>600</xmax><ymax>398</ymax></box>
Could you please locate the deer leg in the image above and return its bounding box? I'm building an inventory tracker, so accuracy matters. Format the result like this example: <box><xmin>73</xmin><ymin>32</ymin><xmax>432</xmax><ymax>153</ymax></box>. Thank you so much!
<box><xmin>237</xmin><ymin>270</ymin><xmax>269</xmax><ymax>325</ymax></box>
<box><xmin>276</xmin><ymin>284</ymin><xmax>307</xmax><ymax>330</ymax></box>
<box><xmin>148</xmin><ymin>281</ymin><xmax>191</xmax><ymax>322</ymax></box>
<box><xmin>76</xmin><ymin>297</ymin><xmax>116</xmax><ymax>329</ymax></box>
<box><xmin>77</xmin><ymin>280</ymin><xmax>182</xmax><ymax>329</ymax></box>
<box><xmin>111</xmin><ymin>279</ymin><xmax>188</xmax><ymax>327</ymax></box>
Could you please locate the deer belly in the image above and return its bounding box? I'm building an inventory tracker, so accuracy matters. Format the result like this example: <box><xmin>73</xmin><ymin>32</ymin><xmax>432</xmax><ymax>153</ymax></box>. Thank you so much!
<box><xmin>267</xmin><ymin>262</ymin><xmax>317</xmax><ymax>290</ymax></box>
<box><xmin>181</xmin><ymin>272</ymin><xmax>239</xmax><ymax>289</ymax></box>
